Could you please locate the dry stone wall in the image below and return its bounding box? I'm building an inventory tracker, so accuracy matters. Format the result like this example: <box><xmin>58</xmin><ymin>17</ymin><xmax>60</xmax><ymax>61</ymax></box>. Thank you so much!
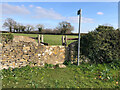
<box><xmin>1</xmin><ymin>35</ymin><xmax>88</xmax><ymax>70</ymax></box>
<box><xmin>1</xmin><ymin>40</ymin><xmax>66</xmax><ymax>70</ymax></box>
<box><xmin>68</xmin><ymin>41</ymin><xmax>91</xmax><ymax>64</ymax></box>
<box><xmin>68</xmin><ymin>41</ymin><xmax>78</xmax><ymax>64</ymax></box>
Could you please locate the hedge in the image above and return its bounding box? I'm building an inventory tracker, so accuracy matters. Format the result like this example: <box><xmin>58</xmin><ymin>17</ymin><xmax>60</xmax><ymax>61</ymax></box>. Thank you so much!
<box><xmin>80</xmin><ymin>29</ymin><xmax>120</xmax><ymax>63</ymax></box>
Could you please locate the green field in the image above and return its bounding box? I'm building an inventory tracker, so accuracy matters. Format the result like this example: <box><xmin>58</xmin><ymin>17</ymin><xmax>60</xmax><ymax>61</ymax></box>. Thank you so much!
<box><xmin>12</xmin><ymin>33</ymin><xmax>78</xmax><ymax>45</ymax></box>
<box><xmin>2</xmin><ymin>63</ymin><xmax>120</xmax><ymax>88</ymax></box>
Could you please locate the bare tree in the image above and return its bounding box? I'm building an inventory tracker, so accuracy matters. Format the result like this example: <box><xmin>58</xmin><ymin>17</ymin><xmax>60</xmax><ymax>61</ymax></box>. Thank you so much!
<box><xmin>13</xmin><ymin>22</ymin><xmax>18</xmax><ymax>32</ymax></box>
<box><xmin>13</xmin><ymin>23</ymin><xmax>21</xmax><ymax>32</ymax></box>
<box><xmin>20</xmin><ymin>25</ymin><xmax>26</xmax><ymax>32</ymax></box>
<box><xmin>3</xmin><ymin>18</ymin><xmax>17</xmax><ymax>32</ymax></box>
<box><xmin>36</xmin><ymin>24</ymin><xmax>44</xmax><ymax>33</ymax></box>
<box><xmin>14</xmin><ymin>23</ymin><xmax>26</xmax><ymax>32</ymax></box>
<box><xmin>17</xmin><ymin>23</ymin><xmax>21</xmax><ymax>32</ymax></box>
<box><xmin>56</xmin><ymin>21</ymin><xmax>74</xmax><ymax>34</ymax></box>
<box><xmin>26</xmin><ymin>25</ymin><xmax>34</xmax><ymax>32</ymax></box>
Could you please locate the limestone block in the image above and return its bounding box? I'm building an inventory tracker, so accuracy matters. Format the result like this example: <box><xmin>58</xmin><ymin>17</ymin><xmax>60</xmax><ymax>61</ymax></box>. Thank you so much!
<box><xmin>23</xmin><ymin>50</ymin><xmax>27</xmax><ymax>54</ymax></box>
<box><xmin>22</xmin><ymin>55</ymin><xmax>29</xmax><ymax>60</ymax></box>
<box><xmin>49</xmin><ymin>52</ymin><xmax>52</xmax><ymax>55</ymax></box>
<box><xmin>2</xmin><ymin>65</ymin><xmax>9</xmax><ymax>69</ymax></box>
<box><xmin>20</xmin><ymin>59</ymin><xmax>25</xmax><ymax>62</ymax></box>
<box><xmin>23</xmin><ymin>47</ymin><xmax>30</xmax><ymax>51</ymax></box>
<box><xmin>38</xmin><ymin>54</ymin><xmax>41</xmax><ymax>56</ymax></box>
<box><xmin>10</xmin><ymin>66</ymin><xmax>15</xmax><ymax>68</ymax></box>
<box><xmin>40</xmin><ymin>62</ymin><xmax>44</xmax><ymax>66</ymax></box>
<box><xmin>0</xmin><ymin>43</ymin><xmax>2</xmax><ymax>47</ymax></box>
<box><xmin>60</xmin><ymin>49</ymin><xmax>64</xmax><ymax>52</ymax></box>
<box><xmin>59</xmin><ymin>64</ymin><xmax>66</xmax><ymax>68</ymax></box>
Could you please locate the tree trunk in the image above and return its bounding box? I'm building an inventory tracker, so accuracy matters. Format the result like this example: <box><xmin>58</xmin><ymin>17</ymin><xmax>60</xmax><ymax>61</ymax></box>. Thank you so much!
<box><xmin>10</xmin><ymin>27</ymin><xmax>12</xmax><ymax>32</ymax></box>
<box><xmin>19</xmin><ymin>29</ymin><xmax>20</xmax><ymax>32</ymax></box>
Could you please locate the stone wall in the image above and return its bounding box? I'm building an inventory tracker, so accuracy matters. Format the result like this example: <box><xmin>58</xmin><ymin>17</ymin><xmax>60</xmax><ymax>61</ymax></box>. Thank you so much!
<box><xmin>68</xmin><ymin>41</ymin><xmax>91</xmax><ymax>64</ymax></box>
<box><xmin>1</xmin><ymin>40</ymin><xmax>66</xmax><ymax>70</ymax></box>
<box><xmin>1</xmin><ymin>35</ymin><xmax>89</xmax><ymax>70</ymax></box>
<box><xmin>68</xmin><ymin>41</ymin><xmax>78</xmax><ymax>64</ymax></box>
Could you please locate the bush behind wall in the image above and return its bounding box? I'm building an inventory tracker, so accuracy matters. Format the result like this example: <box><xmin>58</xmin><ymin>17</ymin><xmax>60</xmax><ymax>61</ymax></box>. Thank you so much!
<box><xmin>80</xmin><ymin>28</ymin><xmax>120</xmax><ymax>63</ymax></box>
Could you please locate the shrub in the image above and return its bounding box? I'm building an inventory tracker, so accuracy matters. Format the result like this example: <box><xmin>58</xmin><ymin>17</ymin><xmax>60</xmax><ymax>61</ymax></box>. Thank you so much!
<box><xmin>44</xmin><ymin>63</ymin><xmax>54</xmax><ymax>68</ymax></box>
<box><xmin>80</xmin><ymin>26</ymin><xmax>120</xmax><ymax>63</ymax></box>
<box><xmin>2</xmin><ymin>33</ymin><xmax>14</xmax><ymax>43</ymax></box>
<box><xmin>63</xmin><ymin>60</ymin><xmax>72</xmax><ymax>66</ymax></box>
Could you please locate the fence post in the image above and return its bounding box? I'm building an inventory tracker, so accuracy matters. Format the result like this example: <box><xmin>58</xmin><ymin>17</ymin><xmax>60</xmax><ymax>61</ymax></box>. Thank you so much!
<box><xmin>65</xmin><ymin>35</ymin><xmax>67</xmax><ymax>46</ymax></box>
<box><xmin>41</xmin><ymin>35</ymin><xmax>44</xmax><ymax>43</ymax></box>
<box><xmin>38</xmin><ymin>35</ymin><xmax>40</xmax><ymax>43</ymax></box>
<box><xmin>62</xmin><ymin>36</ymin><xmax>64</xmax><ymax>45</ymax></box>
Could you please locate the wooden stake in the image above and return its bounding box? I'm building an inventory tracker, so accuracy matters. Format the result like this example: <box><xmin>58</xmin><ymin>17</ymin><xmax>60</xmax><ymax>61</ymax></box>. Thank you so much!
<box><xmin>62</xmin><ymin>36</ymin><xmax>64</xmax><ymax>45</ymax></box>
<box><xmin>41</xmin><ymin>35</ymin><xmax>44</xmax><ymax>43</ymax></box>
<box><xmin>65</xmin><ymin>35</ymin><xmax>67</xmax><ymax>46</ymax></box>
<box><xmin>38</xmin><ymin>35</ymin><xmax>40</xmax><ymax>43</ymax></box>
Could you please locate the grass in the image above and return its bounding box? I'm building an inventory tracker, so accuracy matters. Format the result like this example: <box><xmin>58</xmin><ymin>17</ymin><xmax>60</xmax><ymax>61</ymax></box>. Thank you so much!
<box><xmin>1</xmin><ymin>33</ymin><xmax>120</xmax><ymax>88</ymax></box>
<box><xmin>11</xmin><ymin>33</ymin><xmax>78</xmax><ymax>45</ymax></box>
<box><xmin>1</xmin><ymin>62</ymin><xmax>120</xmax><ymax>88</ymax></box>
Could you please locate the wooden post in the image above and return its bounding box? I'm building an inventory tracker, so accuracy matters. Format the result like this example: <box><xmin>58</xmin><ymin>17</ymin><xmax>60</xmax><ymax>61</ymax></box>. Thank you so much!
<box><xmin>38</xmin><ymin>35</ymin><xmax>40</xmax><ymax>43</ymax></box>
<box><xmin>41</xmin><ymin>35</ymin><xmax>44</xmax><ymax>43</ymax></box>
<box><xmin>65</xmin><ymin>35</ymin><xmax>67</xmax><ymax>46</ymax></box>
<box><xmin>62</xmin><ymin>36</ymin><xmax>64</xmax><ymax>45</ymax></box>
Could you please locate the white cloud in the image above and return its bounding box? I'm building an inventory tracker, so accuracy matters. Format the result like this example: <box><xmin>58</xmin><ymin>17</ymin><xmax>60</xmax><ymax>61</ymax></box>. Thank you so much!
<box><xmin>33</xmin><ymin>6</ymin><xmax>94</xmax><ymax>23</ymax></box>
<box><xmin>2</xmin><ymin>3</ymin><xmax>30</xmax><ymax>15</ymax></box>
<box><xmin>36</xmin><ymin>6</ymin><xmax>41</xmax><ymax>9</ymax></box>
<box><xmin>97</xmin><ymin>12</ymin><xmax>104</xmax><ymax>15</ymax></box>
<box><xmin>33</xmin><ymin>6</ymin><xmax>64</xmax><ymax>20</ymax></box>
<box><xmin>82</xmin><ymin>17</ymin><xmax>94</xmax><ymax>23</ymax></box>
<box><xmin>65</xmin><ymin>16</ymin><xmax>94</xmax><ymax>23</ymax></box>
<box><xmin>66</xmin><ymin>17</ymin><xmax>78</xmax><ymax>23</ymax></box>
<box><xmin>2</xmin><ymin>3</ymin><xmax>94</xmax><ymax>24</ymax></box>
<box><xmin>29</xmin><ymin>5</ymin><xmax>34</xmax><ymax>8</ymax></box>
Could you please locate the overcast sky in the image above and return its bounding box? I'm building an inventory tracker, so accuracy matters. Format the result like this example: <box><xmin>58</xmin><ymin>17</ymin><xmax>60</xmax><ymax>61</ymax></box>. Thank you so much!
<box><xmin>1</xmin><ymin>2</ymin><xmax>118</xmax><ymax>33</ymax></box>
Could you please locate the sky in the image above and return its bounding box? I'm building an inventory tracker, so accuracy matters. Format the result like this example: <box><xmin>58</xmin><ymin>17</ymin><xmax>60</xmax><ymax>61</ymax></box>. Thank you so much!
<box><xmin>1</xmin><ymin>2</ymin><xmax>118</xmax><ymax>33</ymax></box>
<box><xmin>1</xmin><ymin>0</ymin><xmax>120</xmax><ymax>2</ymax></box>
<box><xmin>118</xmin><ymin>2</ymin><xmax>120</xmax><ymax>29</ymax></box>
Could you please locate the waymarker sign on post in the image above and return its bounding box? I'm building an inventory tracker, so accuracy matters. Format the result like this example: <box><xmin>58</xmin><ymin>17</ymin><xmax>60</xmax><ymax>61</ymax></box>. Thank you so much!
<box><xmin>77</xmin><ymin>9</ymin><xmax>82</xmax><ymax>66</ymax></box>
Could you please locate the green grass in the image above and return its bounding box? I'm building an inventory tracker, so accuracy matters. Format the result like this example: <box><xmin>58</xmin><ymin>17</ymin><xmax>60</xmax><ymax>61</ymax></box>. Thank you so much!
<box><xmin>1</xmin><ymin>62</ymin><xmax>120</xmax><ymax>88</ymax></box>
<box><xmin>1</xmin><ymin>33</ymin><xmax>120</xmax><ymax>88</ymax></box>
<box><xmin>11</xmin><ymin>33</ymin><xmax>78</xmax><ymax>45</ymax></box>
